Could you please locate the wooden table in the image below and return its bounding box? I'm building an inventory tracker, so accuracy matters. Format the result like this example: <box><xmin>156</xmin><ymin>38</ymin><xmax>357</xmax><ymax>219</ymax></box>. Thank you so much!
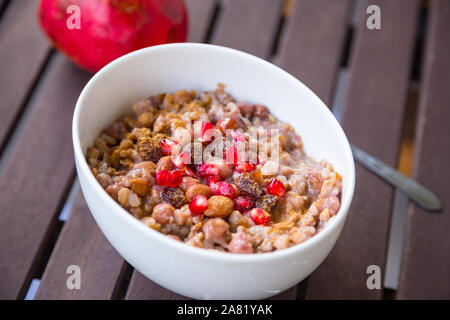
<box><xmin>0</xmin><ymin>0</ymin><xmax>449</xmax><ymax>300</ymax></box>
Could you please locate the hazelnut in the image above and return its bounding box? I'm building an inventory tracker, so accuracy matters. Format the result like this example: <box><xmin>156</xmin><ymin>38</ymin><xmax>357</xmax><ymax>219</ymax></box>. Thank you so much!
<box><xmin>204</xmin><ymin>196</ymin><xmax>234</xmax><ymax>218</ymax></box>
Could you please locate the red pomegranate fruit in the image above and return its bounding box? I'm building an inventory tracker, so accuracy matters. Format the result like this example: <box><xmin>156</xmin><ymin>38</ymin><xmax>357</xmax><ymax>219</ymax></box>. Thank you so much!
<box><xmin>39</xmin><ymin>0</ymin><xmax>188</xmax><ymax>73</ymax></box>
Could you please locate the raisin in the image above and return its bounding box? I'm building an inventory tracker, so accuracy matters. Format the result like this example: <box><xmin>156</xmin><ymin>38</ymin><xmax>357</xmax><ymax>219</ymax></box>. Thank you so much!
<box><xmin>256</xmin><ymin>194</ymin><xmax>279</xmax><ymax>213</ymax></box>
<box><xmin>234</xmin><ymin>173</ymin><xmax>264</xmax><ymax>199</ymax></box>
<box><xmin>161</xmin><ymin>187</ymin><xmax>186</xmax><ymax>209</ymax></box>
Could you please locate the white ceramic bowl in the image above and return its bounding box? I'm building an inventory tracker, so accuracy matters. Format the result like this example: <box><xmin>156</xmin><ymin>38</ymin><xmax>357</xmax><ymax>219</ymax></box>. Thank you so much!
<box><xmin>73</xmin><ymin>43</ymin><xmax>355</xmax><ymax>300</ymax></box>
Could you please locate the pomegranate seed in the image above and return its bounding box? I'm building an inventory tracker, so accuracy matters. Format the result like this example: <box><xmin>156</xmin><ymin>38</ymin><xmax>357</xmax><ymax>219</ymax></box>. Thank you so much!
<box><xmin>248</xmin><ymin>208</ymin><xmax>271</xmax><ymax>225</ymax></box>
<box><xmin>206</xmin><ymin>175</ymin><xmax>219</xmax><ymax>188</ymax></box>
<box><xmin>211</xmin><ymin>181</ymin><xmax>237</xmax><ymax>199</ymax></box>
<box><xmin>172</xmin><ymin>151</ymin><xmax>190</xmax><ymax>168</ymax></box>
<box><xmin>224</xmin><ymin>146</ymin><xmax>240</xmax><ymax>165</ymax></box>
<box><xmin>197</xmin><ymin>163</ymin><xmax>220</xmax><ymax>177</ymax></box>
<box><xmin>166</xmin><ymin>170</ymin><xmax>182</xmax><ymax>187</ymax></box>
<box><xmin>201</xmin><ymin>121</ymin><xmax>214</xmax><ymax>142</ymax></box>
<box><xmin>156</xmin><ymin>170</ymin><xmax>169</xmax><ymax>186</ymax></box>
<box><xmin>235</xmin><ymin>162</ymin><xmax>256</xmax><ymax>173</ymax></box>
<box><xmin>266</xmin><ymin>178</ymin><xmax>286</xmax><ymax>197</ymax></box>
<box><xmin>234</xmin><ymin>196</ymin><xmax>255</xmax><ymax>212</ymax></box>
<box><xmin>160</xmin><ymin>138</ymin><xmax>176</xmax><ymax>156</ymax></box>
<box><xmin>189</xmin><ymin>195</ymin><xmax>208</xmax><ymax>216</ymax></box>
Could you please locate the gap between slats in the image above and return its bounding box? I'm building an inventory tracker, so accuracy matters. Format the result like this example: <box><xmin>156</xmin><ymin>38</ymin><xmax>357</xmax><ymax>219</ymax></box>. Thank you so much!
<box><xmin>0</xmin><ymin>0</ymin><xmax>10</xmax><ymax>20</ymax></box>
<box><xmin>202</xmin><ymin>0</ymin><xmax>221</xmax><ymax>43</ymax></box>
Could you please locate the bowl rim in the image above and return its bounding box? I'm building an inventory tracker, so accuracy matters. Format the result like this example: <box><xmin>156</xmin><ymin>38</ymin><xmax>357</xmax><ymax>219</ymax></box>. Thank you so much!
<box><xmin>73</xmin><ymin>43</ymin><xmax>355</xmax><ymax>263</ymax></box>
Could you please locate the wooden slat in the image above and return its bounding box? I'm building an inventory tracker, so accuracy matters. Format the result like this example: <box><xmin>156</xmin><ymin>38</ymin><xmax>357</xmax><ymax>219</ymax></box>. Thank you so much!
<box><xmin>35</xmin><ymin>194</ymin><xmax>125</xmax><ymax>300</ymax></box>
<box><xmin>276</xmin><ymin>0</ymin><xmax>351</xmax><ymax>107</ymax></box>
<box><xmin>125</xmin><ymin>272</ymin><xmax>188</xmax><ymax>300</ymax></box>
<box><xmin>186</xmin><ymin>0</ymin><xmax>217</xmax><ymax>42</ymax></box>
<box><xmin>124</xmin><ymin>270</ymin><xmax>300</xmax><ymax>300</ymax></box>
<box><xmin>125</xmin><ymin>0</ymin><xmax>293</xmax><ymax>300</ymax></box>
<box><xmin>210</xmin><ymin>0</ymin><xmax>284</xmax><ymax>59</ymax></box>
<box><xmin>397</xmin><ymin>0</ymin><xmax>450</xmax><ymax>299</ymax></box>
<box><xmin>0</xmin><ymin>54</ymin><xmax>90</xmax><ymax>299</ymax></box>
<box><xmin>0</xmin><ymin>0</ymin><xmax>50</xmax><ymax>151</ymax></box>
<box><xmin>305</xmin><ymin>0</ymin><xmax>420</xmax><ymax>299</ymax></box>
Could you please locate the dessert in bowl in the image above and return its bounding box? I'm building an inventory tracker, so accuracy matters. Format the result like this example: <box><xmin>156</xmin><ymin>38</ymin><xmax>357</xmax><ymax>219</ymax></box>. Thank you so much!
<box><xmin>87</xmin><ymin>83</ymin><xmax>343</xmax><ymax>254</ymax></box>
<box><xmin>73</xmin><ymin>43</ymin><xmax>355</xmax><ymax>299</ymax></box>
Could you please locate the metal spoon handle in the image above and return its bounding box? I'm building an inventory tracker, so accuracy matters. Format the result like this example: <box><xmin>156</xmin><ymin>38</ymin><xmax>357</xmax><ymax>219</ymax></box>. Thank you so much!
<box><xmin>351</xmin><ymin>144</ymin><xmax>442</xmax><ymax>212</ymax></box>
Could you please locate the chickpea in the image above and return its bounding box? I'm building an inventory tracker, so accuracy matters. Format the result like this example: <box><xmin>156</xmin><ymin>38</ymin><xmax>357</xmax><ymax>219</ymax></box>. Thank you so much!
<box><xmin>152</xmin><ymin>203</ymin><xmax>175</xmax><ymax>224</ymax></box>
<box><xmin>202</xmin><ymin>218</ymin><xmax>231</xmax><ymax>246</ymax></box>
